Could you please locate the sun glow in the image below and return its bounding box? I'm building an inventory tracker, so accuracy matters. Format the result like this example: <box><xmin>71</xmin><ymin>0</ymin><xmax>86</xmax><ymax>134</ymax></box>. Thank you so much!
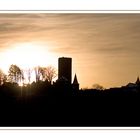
<box><xmin>0</xmin><ymin>42</ymin><xmax>58</xmax><ymax>74</ymax></box>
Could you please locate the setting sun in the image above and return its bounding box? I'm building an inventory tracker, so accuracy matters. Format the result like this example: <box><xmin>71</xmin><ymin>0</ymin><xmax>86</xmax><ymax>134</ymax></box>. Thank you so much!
<box><xmin>0</xmin><ymin>42</ymin><xmax>58</xmax><ymax>74</ymax></box>
<box><xmin>0</xmin><ymin>14</ymin><xmax>140</xmax><ymax>88</ymax></box>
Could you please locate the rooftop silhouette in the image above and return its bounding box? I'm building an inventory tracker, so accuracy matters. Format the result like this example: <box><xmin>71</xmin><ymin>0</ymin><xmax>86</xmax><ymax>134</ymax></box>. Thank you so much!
<box><xmin>73</xmin><ymin>74</ymin><xmax>79</xmax><ymax>84</ymax></box>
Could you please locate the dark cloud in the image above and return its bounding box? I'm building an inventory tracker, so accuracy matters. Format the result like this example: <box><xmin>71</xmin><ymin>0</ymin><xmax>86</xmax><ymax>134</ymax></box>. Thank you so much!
<box><xmin>1</xmin><ymin>13</ymin><xmax>140</xmax><ymax>56</ymax></box>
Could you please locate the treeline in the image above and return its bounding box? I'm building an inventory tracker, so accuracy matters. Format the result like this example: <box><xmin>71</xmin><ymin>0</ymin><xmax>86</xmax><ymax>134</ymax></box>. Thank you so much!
<box><xmin>0</xmin><ymin>64</ymin><xmax>57</xmax><ymax>86</ymax></box>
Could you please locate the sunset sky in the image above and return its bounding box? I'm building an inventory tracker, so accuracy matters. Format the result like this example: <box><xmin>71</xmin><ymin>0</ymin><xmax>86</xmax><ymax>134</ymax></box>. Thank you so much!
<box><xmin>0</xmin><ymin>13</ymin><xmax>140</xmax><ymax>88</ymax></box>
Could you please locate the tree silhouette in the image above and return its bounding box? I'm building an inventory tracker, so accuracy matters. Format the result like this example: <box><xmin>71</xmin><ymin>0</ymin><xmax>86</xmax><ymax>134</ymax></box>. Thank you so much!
<box><xmin>92</xmin><ymin>83</ymin><xmax>104</xmax><ymax>90</ymax></box>
<box><xmin>44</xmin><ymin>66</ymin><xmax>57</xmax><ymax>83</ymax></box>
<box><xmin>26</xmin><ymin>68</ymin><xmax>33</xmax><ymax>84</ymax></box>
<box><xmin>36</xmin><ymin>67</ymin><xmax>46</xmax><ymax>81</ymax></box>
<box><xmin>8</xmin><ymin>64</ymin><xmax>24</xmax><ymax>84</ymax></box>
<box><xmin>34</xmin><ymin>66</ymin><xmax>57</xmax><ymax>83</ymax></box>
<box><xmin>0</xmin><ymin>69</ymin><xmax>7</xmax><ymax>85</ymax></box>
<box><xmin>34</xmin><ymin>66</ymin><xmax>42</xmax><ymax>82</ymax></box>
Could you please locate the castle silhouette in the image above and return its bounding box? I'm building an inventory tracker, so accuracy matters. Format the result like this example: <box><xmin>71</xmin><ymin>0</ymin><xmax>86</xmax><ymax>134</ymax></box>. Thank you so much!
<box><xmin>53</xmin><ymin>57</ymin><xmax>79</xmax><ymax>94</ymax></box>
<box><xmin>0</xmin><ymin>56</ymin><xmax>140</xmax><ymax>127</ymax></box>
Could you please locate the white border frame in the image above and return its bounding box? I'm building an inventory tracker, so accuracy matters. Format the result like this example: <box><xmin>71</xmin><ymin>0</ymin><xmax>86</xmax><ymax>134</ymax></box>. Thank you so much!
<box><xmin>0</xmin><ymin>10</ymin><xmax>140</xmax><ymax>130</ymax></box>
<box><xmin>0</xmin><ymin>127</ymin><xmax>140</xmax><ymax>130</ymax></box>
<box><xmin>0</xmin><ymin>10</ymin><xmax>140</xmax><ymax>13</ymax></box>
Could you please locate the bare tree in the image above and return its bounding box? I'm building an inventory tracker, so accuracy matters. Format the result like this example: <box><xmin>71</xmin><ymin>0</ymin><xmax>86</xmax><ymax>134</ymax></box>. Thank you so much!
<box><xmin>26</xmin><ymin>68</ymin><xmax>33</xmax><ymax>84</ymax></box>
<box><xmin>0</xmin><ymin>69</ymin><xmax>7</xmax><ymax>85</ymax></box>
<box><xmin>20</xmin><ymin>69</ymin><xmax>24</xmax><ymax>85</ymax></box>
<box><xmin>44</xmin><ymin>66</ymin><xmax>57</xmax><ymax>83</ymax></box>
<box><xmin>34</xmin><ymin>66</ymin><xmax>42</xmax><ymax>82</ymax></box>
<box><xmin>35</xmin><ymin>67</ymin><xmax>46</xmax><ymax>81</ymax></box>
<box><xmin>34</xmin><ymin>66</ymin><xmax>57</xmax><ymax>83</ymax></box>
<box><xmin>8</xmin><ymin>64</ymin><xmax>23</xmax><ymax>84</ymax></box>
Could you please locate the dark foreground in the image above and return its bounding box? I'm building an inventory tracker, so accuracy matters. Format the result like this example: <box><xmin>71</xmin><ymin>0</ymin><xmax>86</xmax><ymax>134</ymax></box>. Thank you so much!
<box><xmin>0</xmin><ymin>88</ymin><xmax>140</xmax><ymax>127</ymax></box>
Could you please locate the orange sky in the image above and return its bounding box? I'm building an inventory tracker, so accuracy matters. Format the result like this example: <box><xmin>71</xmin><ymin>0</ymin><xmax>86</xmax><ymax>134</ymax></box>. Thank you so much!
<box><xmin>0</xmin><ymin>14</ymin><xmax>140</xmax><ymax>88</ymax></box>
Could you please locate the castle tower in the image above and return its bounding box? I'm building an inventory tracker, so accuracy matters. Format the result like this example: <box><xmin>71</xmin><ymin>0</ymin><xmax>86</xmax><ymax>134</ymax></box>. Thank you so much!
<box><xmin>72</xmin><ymin>74</ymin><xmax>79</xmax><ymax>91</ymax></box>
<box><xmin>58</xmin><ymin>57</ymin><xmax>72</xmax><ymax>84</ymax></box>
<box><xmin>136</xmin><ymin>76</ymin><xmax>140</xmax><ymax>85</ymax></box>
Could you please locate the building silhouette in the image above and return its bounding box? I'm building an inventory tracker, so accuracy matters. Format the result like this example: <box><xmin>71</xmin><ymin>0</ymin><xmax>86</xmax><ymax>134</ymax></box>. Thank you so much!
<box><xmin>58</xmin><ymin>57</ymin><xmax>72</xmax><ymax>84</ymax></box>
<box><xmin>72</xmin><ymin>74</ymin><xmax>79</xmax><ymax>91</ymax></box>
<box><xmin>136</xmin><ymin>76</ymin><xmax>140</xmax><ymax>85</ymax></box>
<box><xmin>54</xmin><ymin>57</ymin><xmax>80</xmax><ymax>95</ymax></box>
